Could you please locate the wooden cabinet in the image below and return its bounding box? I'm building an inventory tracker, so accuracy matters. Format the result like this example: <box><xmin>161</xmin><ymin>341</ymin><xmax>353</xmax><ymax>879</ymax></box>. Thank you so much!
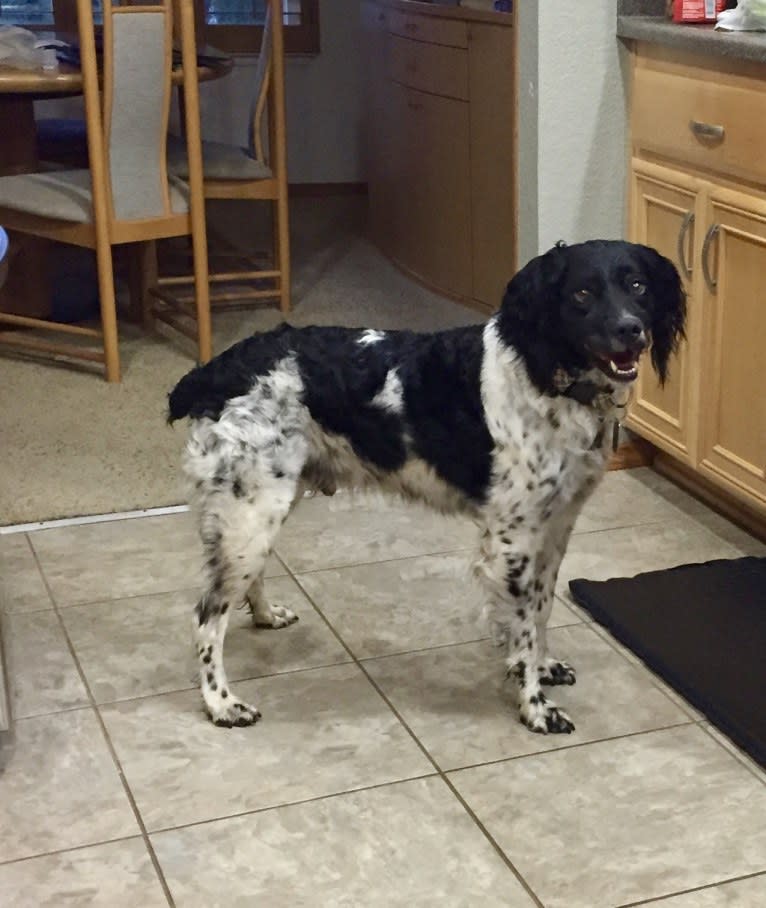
<box><xmin>697</xmin><ymin>188</ymin><xmax>766</xmax><ymax>509</ymax></box>
<box><xmin>361</xmin><ymin>0</ymin><xmax>516</xmax><ymax>312</ymax></box>
<box><xmin>626</xmin><ymin>44</ymin><xmax>766</xmax><ymax>522</ymax></box>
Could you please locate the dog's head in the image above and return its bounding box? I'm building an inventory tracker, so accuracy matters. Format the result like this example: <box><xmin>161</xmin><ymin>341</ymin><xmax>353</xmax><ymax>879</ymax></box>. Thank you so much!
<box><xmin>497</xmin><ymin>240</ymin><xmax>686</xmax><ymax>394</ymax></box>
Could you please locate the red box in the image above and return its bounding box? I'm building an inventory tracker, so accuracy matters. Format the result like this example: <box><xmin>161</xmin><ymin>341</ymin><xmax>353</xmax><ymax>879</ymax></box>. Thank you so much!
<box><xmin>673</xmin><ymin>0</ymin><xmax>726</xmax><ymax>22</ymax></box>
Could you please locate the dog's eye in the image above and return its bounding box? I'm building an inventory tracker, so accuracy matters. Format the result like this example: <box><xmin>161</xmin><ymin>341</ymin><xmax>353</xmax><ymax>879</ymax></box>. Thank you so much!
<box><xmin>573</xmin><ymin>289</ymin><xmax>592</xmax><ymax>305</ymax></box>
<box><xmin>630</xmin><ymin>279</ymin><xmax>647</xmax><ymax>296</ymax></box>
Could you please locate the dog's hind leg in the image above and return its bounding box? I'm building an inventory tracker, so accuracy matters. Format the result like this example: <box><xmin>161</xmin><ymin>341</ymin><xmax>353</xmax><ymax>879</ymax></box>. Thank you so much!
<box><xmin>246</xmin><ymin>573</ymin><xmax>298</xmax><ymax>629</ymax></box>
<box><xmin>194</xmin><ymin>480</ymin><xmax>298</xmax><ymax>727</ymax></box>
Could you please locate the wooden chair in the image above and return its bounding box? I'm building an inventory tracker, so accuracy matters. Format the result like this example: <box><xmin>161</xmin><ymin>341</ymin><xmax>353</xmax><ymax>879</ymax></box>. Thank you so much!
<box><xmin>0</xmin><ymin>0</ymin><xmax>211</xmax><ymax>381</ymax></box>
<box><xmin>160</xmin><ymin>0</ymin><xmax>290</xmax><ymax>314</ymax></box>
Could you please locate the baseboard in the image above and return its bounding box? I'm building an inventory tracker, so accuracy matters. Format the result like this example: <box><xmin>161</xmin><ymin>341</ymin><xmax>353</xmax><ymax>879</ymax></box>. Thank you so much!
<box><xmin>607</xmin><ymin>437</ymin><xmax>656</xmax><ymax>471</ymax></box>
<box><xmin>288</xmin><ymin>182</ymin><xmax>368</xmax><ymax>197</ymax></box>
<box><xmin>654</xmin><ymin>453</ymin><xmax>766</xmax><ymax>543</ymax></box>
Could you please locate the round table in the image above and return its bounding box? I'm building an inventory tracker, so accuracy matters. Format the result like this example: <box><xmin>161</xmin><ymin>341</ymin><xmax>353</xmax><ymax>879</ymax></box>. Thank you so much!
<box><xmin>0</xmin><ymin>52</ymin><xmax>233</xmax><ymax>316</ymax></box>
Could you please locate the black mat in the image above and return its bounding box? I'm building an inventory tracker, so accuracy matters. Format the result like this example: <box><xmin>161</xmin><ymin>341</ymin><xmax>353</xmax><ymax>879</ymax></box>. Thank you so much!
<box><xmin>569</xmin><ymin>557</ymin><xmax>766</xmax><ymax>769</ymax></box>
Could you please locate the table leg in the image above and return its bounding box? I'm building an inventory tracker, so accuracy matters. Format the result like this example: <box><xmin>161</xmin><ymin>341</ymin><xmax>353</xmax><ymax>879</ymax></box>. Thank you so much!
<box><xmin>0</xmin><ymin>96</ymin><xmax>52</xmax><ymax>318</ymax></box>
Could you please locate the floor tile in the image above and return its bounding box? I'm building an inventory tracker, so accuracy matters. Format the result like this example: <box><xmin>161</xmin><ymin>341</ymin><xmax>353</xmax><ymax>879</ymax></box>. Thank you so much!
<box><xmin>629</xmin><ymin>467</ymin><xmax>766</xmax><ymax>557</ymax></box>
<box><xmin>558</xmin><ymin>515</ymin><xmax>743</xmax><ymax>603</ymax></box>
<box><xmin>275</xmin><ymin>492</ymin><xmax>477</xmax><ymax>572</ymax></box>
<box><xmin>574</xmin><ymin>469</ymin><xmax>687</xmax><ymax>534</ymax></box>
<box><xmin>0</xmin><ymin>533</ymin><xmax>53</xmax><ymax>615</ymax></box>
<box><xmin>3</xmin><ymin>610</ymin><xmax>88</xmax><ymax>719</ymax></box>
<box><xmin>450</xmin><ymin>725</ymin><xmax>766</xmax><ymax>908</ymax></box>
<box><xmin>152</xmin><ymin>776</ymin><xmax>533</xmax><ymax>907</ymax></box>
<box><xmin>364</xmin><ymin>624</ymin><xmax>690</xmax><ymax>770</ymax></box>
<box><xmin>62</xmin><ymin>577</ymin><xmax>349</xmax><ymax>704</ymax></box>
<box><xmin>29</xmin><ymin>512</ymin><xmax>284</xmax><ymax>607</ymax></box>
<box><xmin>701</xmin><ymin>723</ymin><xmax>766</xmax><ymax>785</ymax></box>
<box><xmin>101</xmin><ymin>663</ymin><xmax>432</xmax><ymax>831</ymax></box>
<box><xmin>0</xmin><ymin>838</ymin><xmax>167</xmax><ymax>907</ymax></box>
<box><xmin>298</xmin><ymin>553</ymin><xmax>573</xmax><ymax>660</ymax></box>
<box><xmin>645</xmin><ymin>873</ymin><xmax>766</xmax><ymax>907</ymax></box>
<box><xmin>0</xmin><ymin>709</ymin><xmax>138</xmax><ymax>863</ymax></box>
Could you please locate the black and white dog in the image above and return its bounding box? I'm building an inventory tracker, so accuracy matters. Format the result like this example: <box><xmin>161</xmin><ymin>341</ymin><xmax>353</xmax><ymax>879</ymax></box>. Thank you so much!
<box><xmin>169</xmin><ymin>240</ymin><xmax>685</xmax><ymax>734</ymax></box>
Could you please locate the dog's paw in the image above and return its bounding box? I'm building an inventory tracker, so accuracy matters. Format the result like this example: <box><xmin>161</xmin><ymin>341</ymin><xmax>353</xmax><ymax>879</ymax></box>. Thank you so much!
<box><xmin>251</xmin><ymin>601</ymin><xmax>299</xmax><ymax>629</ymax></box>
<box><xmin>205</xmin><ymin>696</ymin><xmax>262</xmax><ymax>728</ymax></box>
<box><xmin>539</xmin><ymin>659</ymin><xmax>576</xmax><ymax>686</ymax></box>
<box><xmin>520</xmin><ymin>695</ymin><xmax>575</xmax><ymax>735</ymax></box>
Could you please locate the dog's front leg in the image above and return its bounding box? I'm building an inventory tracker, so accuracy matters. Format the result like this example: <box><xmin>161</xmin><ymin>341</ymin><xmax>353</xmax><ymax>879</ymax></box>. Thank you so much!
<box><xmin>476</xmin><ymin>531</ymin><xmax>575</xmax><ymax>735</ymax></box>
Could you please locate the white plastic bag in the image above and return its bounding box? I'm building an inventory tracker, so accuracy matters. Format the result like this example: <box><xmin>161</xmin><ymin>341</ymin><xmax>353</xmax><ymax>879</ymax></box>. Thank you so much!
<box><xmin>0</xmin><ymin>26</ymin><xmax>60</xmax><ymax>70</ymax></box>
<box><xmin>716</xmin><ymin>0</ymin><xmax>766</xmax><ymax>30</ymax></box>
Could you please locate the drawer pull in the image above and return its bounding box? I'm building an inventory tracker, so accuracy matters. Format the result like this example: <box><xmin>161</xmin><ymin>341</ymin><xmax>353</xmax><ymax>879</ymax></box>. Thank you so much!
<box><xmin>408</xmin><ymin>101</ymin><xmax>423</xmax><ymax>111</ymax></box>
<box><xmin>702</xmin><ymin>223</ymin><xmax>720</xmax><ymax>292</ymax></box>
<box><xmin>677</xmin><ymin>210</ymin><xmax>695</xmax><ymax>278</ymax></box>
<box><xmin>404</xmin><ymin>21</ymin><xmax>419</xmax><ymax>32</ymax></box>
<box><xmin>690</xmin><ymin>120</ymin><xmax>725</xmax><ymax>141</ymax></box>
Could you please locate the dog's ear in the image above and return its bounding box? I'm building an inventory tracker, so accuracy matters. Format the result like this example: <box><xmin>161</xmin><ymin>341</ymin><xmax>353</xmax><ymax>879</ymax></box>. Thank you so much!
<box><xmin>497</xmin><ymin>244</ymin><xmax>569</xmax><ymax>393</ymax></box>
<box><xmin>639</xmin><ymin>245</ymin><xmax>687</xmax><ymax>385</ymax></box>
<box><xmin>500</xmin><ymin>244</ymin><xmax>568</xmax><ymax>325</ymax></box>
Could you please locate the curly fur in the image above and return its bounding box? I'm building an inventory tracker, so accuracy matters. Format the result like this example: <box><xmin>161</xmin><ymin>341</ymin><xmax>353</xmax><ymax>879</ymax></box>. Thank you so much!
<box><xmin>169</xmin><ymin>239</ymin><xmax>685</xmax><ymax>733</ymax></box>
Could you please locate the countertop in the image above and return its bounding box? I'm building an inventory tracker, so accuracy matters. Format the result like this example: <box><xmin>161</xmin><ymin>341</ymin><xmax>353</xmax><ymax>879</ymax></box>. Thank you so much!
<box><xmin>617</xmin><ymin>12</ymin><xmax>766</xmax><ymax>64</ymax></box>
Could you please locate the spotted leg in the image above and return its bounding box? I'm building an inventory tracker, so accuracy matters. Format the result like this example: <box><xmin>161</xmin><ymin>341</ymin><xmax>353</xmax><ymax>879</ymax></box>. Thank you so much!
<box><xmin>245</xmin><ymin>573</ymin><xmax>299</xmax><ymax>629</ymax></box>
<box><xmin>475</xmin><ymin>526</ymin><xmax>574</xmax><ymax>735</ymax></box>
<box><xmin>193</xmin><ymin>480</ymin><xmax>297</xmax><ymax>727</ymax></box>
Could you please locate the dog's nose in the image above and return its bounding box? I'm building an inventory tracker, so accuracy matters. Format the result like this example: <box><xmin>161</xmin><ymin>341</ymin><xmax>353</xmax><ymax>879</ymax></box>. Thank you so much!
<box><xmin>616</xmin><ymin>315</ymin><xmax>647</xmax><ymax>349</ymax></box>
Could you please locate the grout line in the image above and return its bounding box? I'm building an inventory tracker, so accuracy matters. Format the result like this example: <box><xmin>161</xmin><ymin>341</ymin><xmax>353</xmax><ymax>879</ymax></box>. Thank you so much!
<box><xmin>445</xmin><ymin>720</ymin><xmax>697</xmax><ymax>776</ymax></box>
<box><xmin>276</xmin><ymin>544</ymin><xmax>476</xmax><ymax>577</ymax></box>
<box><xmin>145</xmin><ymin>773</ymin><xmax>441</xmax><ymax>839</ymax></box>
<box><xmin>286</xmin><ymin>566</ymin><xmax>546</xmax><ymax>908</ymax></box>
<box><xmin>615</xmin><ymin>870</ymin><xmax>766</xmax><ymax>907</ymax></box>
<box><xmin>24</xmin><ymin>537</ymin><xmax>177</xmax><ymax>908</ymax></box>
<box><xmin>0</xmin><ymin>833</ymin><xmax>147</xmax><ymax>870</ymax></box>
<box><xmin>1</xmin><ymin>505</ymin><xmax>190</xmax><ymax>536</ymax></box>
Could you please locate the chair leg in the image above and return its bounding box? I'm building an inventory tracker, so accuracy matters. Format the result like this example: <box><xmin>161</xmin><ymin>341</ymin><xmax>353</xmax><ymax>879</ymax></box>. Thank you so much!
<box><xmin>274</xmin><ymin>191</ymin><xmax>290</xmax><ymax>314</ymax></box>
<box><xmin>190</xmin><ymin>214</ymin><xmax>212</xmax><ymax>364</ymax></box>
<box><xmin>93</xmin><ymin>236</ymin><xmax>120</xmax><ymax>382</ymax></box>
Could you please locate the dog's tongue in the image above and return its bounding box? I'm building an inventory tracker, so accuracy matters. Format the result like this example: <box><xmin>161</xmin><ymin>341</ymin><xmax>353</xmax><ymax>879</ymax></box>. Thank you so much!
<box><xmin>612</xmin><ymin>350</ymin><xmax>637</xmax><ymax>367</ymax></box>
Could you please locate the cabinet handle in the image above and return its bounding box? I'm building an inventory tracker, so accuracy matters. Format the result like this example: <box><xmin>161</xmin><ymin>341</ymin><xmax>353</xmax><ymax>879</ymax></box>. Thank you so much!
<box><xmin>404</xmin><ymin>21</ymin><xmax>418</xmax><ymax>32</ymax></box>
<box><xmin>677</xmin><ymin>210</ymin><xmax>694</xmax><ymax>278</ymax></box>
<box><xmin>702</xmin><ymin>223</ymin><xmax>720</xmax><ymax>292</ymax></box>
<box><xmin>690</xmin><ymin>119</ymin><xmax>725</xmax><ymax>141</ymax></box>
<box><xmin>408</xmin><ymin>101</ymin><xmax>423</xmax><ymax>111</ymax></box>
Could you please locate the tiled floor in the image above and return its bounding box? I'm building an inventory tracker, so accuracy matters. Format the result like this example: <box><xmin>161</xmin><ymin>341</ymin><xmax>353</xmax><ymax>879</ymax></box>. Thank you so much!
<box><xmin>1</xmin><ymin>467</ymin><xmax>765</xmax><ymax>907</ymax></box>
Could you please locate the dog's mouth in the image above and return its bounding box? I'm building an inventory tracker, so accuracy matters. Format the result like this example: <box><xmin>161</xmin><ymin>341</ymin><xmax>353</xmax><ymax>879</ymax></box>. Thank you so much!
<box><xmin>592</xmin><ymin>349</ymin><xmax>641</xmax><ymax>383</ymax></box>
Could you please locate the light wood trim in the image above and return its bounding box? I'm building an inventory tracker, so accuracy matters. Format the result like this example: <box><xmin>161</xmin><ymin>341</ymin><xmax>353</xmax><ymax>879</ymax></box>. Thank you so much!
<box><xmin>160</xmin><ymin>269</ymin><xmax>280</xmax><ymax>285</ymax></box>
<box><xmin>201</xmin><ymin>178</ymin><xmax>279</xmax><ymax>200</ymax></box>
<box><xmin>269</xmin><ymin>0</ymin><xmax>290</xmax><ymax>314</ymax></box>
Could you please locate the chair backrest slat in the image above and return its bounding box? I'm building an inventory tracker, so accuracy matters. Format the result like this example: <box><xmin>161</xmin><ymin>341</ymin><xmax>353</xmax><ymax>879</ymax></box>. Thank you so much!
<box><xmin>248</xmin><ymin>0</ymin><xmax>283</xmax><ymax>165</ymax></box>
<box><xmin>105</xmin><ymin>4</ymin><xmax>174</xmax><ymax>220</ymax></box>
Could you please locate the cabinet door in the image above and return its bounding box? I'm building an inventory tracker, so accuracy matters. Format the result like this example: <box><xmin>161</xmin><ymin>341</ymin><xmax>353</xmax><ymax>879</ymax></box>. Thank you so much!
<box><xmin>399</xmin><ymin>86</ymin><xmax>472</xmax><ymax>299</ymax></box>
<box><xmin>361</xmin><ymin>2</ymin><xmax>395</xmax><ymax>252</ymax></box>
<box><xmin>626</xmin><ymin>160</ymin><xmax>703</xmax><ymax>463</ymax></box>
<box><xmin>697</xmin><ymin>187</ymin><xmax>766</xmax><ymax>511</ymax></box>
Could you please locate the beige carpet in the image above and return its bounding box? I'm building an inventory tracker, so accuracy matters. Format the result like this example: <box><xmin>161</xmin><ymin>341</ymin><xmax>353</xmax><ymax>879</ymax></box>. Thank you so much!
<box><xmin>0</xmin><ymin>197</ymin><xmax>482</xmax><ymax>525</ymax></box>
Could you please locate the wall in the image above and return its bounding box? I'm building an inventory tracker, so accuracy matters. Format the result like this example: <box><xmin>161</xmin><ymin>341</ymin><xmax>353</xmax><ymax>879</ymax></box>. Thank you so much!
<box><xmin>517</xmin><ymin>0</ymin><xmax>630</xmax><ymax>265</ymax></box>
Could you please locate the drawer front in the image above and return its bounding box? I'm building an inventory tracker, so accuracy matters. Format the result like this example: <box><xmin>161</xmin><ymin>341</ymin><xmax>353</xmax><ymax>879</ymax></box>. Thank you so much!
<box><xmin>633</xmin><ymin>66</ymin><xmax>766</xmax><ymax>184</ymax></box>
<box><xmin>388</xmin><ymin>34</ymin><xmax>469</xmax><ymax>100</ymax></box>
<box><xmin>387</xmin><ymin>9</ymin><xmax>468</xmax><ymax>47</ymax></box>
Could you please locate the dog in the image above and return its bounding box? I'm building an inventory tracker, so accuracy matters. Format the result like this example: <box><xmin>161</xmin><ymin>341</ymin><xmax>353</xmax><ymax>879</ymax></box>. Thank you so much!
<box><xmin>168</xmin><ymin>239</ymin><xmax>685</xmax><ymax>733</ymax></box>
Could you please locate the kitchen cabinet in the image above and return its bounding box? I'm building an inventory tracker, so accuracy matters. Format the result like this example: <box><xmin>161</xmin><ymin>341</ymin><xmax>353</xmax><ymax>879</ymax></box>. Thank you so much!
<box><xmin>361</xmin><ymin>0</ymin><xmax>516</xmax><ymax>312</ymax></box>
<box><xmin>626</xmin><ymin>44</ymin><xmax>766</xmax><ymax>522</ymax></box>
